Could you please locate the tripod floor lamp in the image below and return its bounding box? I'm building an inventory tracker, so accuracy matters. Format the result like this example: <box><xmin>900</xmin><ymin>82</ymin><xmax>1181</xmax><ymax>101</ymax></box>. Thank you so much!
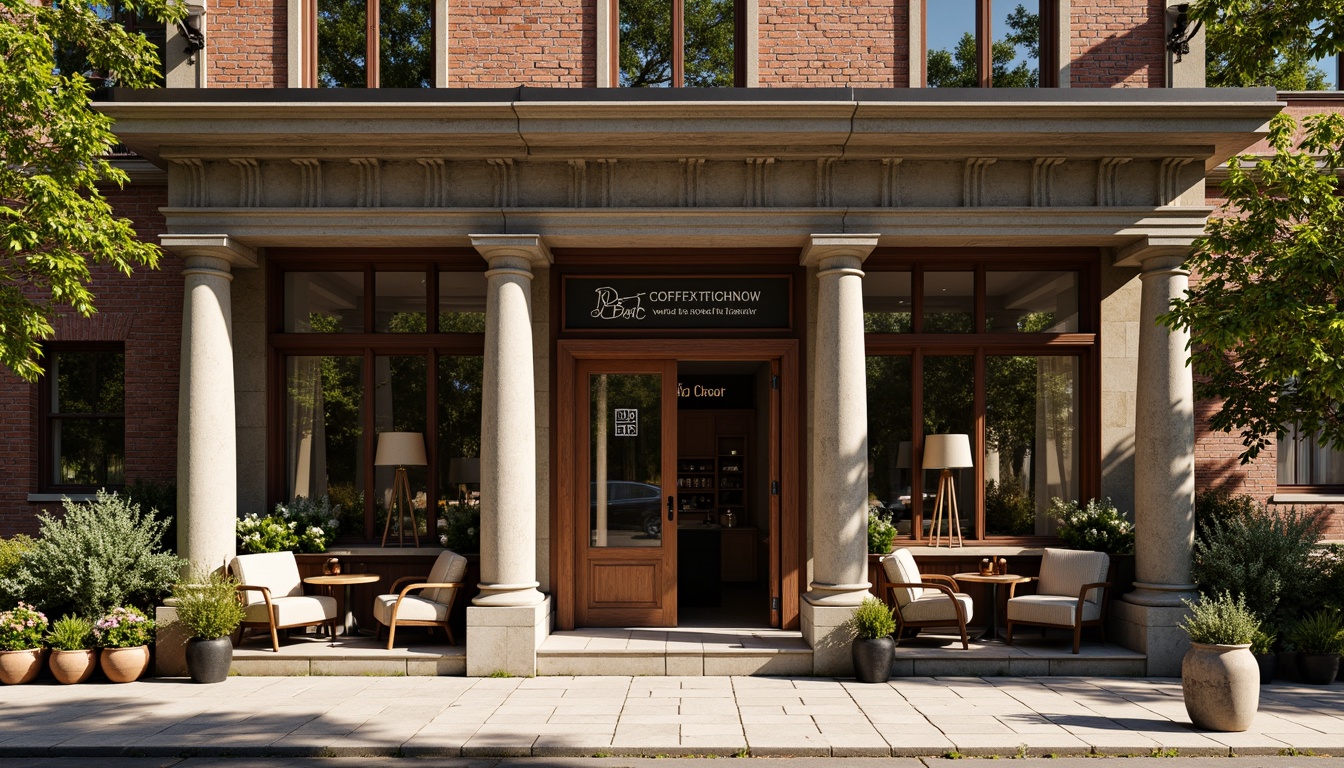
<box><xmin>376</xmin><ymin>432</ymin><xmax>427</xmax><ymax>547</ymax></box>
<box><xmin>923</xmin><ymin>434</ymin><xmax>972</xmax><ymax>547</ymax></box>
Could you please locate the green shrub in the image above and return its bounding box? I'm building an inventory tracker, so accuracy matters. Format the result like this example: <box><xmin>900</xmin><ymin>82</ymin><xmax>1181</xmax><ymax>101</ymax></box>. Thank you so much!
<box><xmin>1287</xmin><ymin>610</ymin><xmax>1344</xmax><ymax>655</ymax></box>
<box><xmin>93</xmin><ymin>606</ymin><xmax>154</xmax><ymax>648</ymax></box>
<box><xmin>1194</xmin><ymin>489</ymin><xmax>1257</xmax><ymax>543</ymax></box>
<box><xmin>0</xmin><ymin>602</ymin><xmax>48</xmax><ymax>651</ymax></box>
<box><xmin>867</xmin><ymin>509</ymin><xmax>896</xmax><ymax>555</ymax></box>
<box><xmin>237</xmin><ymin>496</ymin><xmax>339</xmax><ymax>554</ymax></box>
<box><xmin>0</xmin><ymin>535</ymin><xmax>36</xmax><ymax>605</ymax></box>
<box><xmin>1192</xmin><ymin>505</ymin><xmax>1323</xmax><ymax>632</ymax></box>
<box><xmin>1052</xmin><ymin>497</ymin><xmax>1134</xmax><ymax>554</ymax></box>
<box><xmin>985</xmin><ymin>480</ymin><xmax>1035</xmax><ymax>536</ymax></box>
<box><xmin>0</xmin><ymin>491</ymin><xmax>183</xmax><ymax>618</ymax></box>
<box><xmin>328</xmin><ymin>483</ymin><xmax>365</xmax><ymax>538</ymax></box>
<box><xmin>1250</xmin><ymin>629</ymin><xmax>1276</xmax><ymax>655</ymax></box>
<box><xmin>1180</xmin><ymin>592</ymin><xmax>1259</xmax><ymax>646</ymax></box>
<box><xmin>172</xmin><ymin>570</ymin><xmax>247</xmax><ymax>640</ymax></box>
<box><xmin>437</xmin><ymin>501</ymin><xmax>481</xmax><ymax>553</ymax></box>
<box><xmin>122</xmin><ymin>478</ymin><xmax>178</xmax><ymax>554</ymax></box>
<box><xmin>1314</xmin><ymin>544</ymin><xmax>1344</xmax><ymax>613</ymax></box>
<box><xmin>849</xmin><ymin>596</ymin><xmax>896</xmax><ymax>640</ymax></box>
<box><xmin>46</xmin><ymin>615</ymin><xmax>94</xmax><ymax>651</ymax></box>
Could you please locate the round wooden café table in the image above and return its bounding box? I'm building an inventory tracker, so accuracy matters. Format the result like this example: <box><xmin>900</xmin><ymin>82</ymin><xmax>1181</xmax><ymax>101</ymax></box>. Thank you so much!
<box><xmin>303</xmin><ymin>573</ymin><xmax>381</xmax><ymax>639</ymax></box>
<box><xmin>951</xmin><ymin>572</ymin><xmax>1032</xmax><ymax>642</ymax></box>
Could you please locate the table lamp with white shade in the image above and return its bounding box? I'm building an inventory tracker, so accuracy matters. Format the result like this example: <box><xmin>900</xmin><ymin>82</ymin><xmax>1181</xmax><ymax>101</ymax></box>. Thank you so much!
<box><xmin>375</xmin><ymin>432</ymin><xmax>427</xmax><ymax>547</ymax></box>
<box><xmin>923</xmin><ymin>433</ymin><xmax>973</xmax><ymax>547</ymax></box>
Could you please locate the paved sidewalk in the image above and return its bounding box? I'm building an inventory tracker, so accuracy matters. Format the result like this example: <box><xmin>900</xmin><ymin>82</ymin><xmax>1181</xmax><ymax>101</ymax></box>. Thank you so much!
<box><xmin>0</xmin><ymin>676</ymin><xmax>1340</xmax><ymax>759</ymax></box>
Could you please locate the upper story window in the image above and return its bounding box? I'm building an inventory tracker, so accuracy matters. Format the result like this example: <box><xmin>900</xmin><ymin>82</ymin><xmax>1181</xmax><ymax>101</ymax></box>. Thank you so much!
<box><xmin>54</xmin><ymin>0</ymin><xmax>166</xmax><ymax>91</ymax></box>
<box><xmin>311</xmin><ymin>0</ymin><xmax>434</xmax><ymax>87</ymax></box>
<box><xmin>616</xmin><ymin>0</ymin><xmax>742</xmax><ymax>86</ymax></box>
<box><xmin>925</xmin><ymin>0</ymin><xmax>1054</xmax><ymax>87</ymax></box>
<box><xmin>40</xmin><ymin>345</ymin><xmax>126</xmax><ymax>492</ymax></box>
<box><xmin>1279</xmin><ymin>424</ymin><xmax>1344</xmax><ymax>490</ymax></box>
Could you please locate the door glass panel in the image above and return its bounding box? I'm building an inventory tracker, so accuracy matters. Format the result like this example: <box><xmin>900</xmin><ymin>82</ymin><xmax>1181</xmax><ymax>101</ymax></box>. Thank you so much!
<box><xmin>590</xmin><ymin>373</ymin><xmax>663</xmax><ymax>548</ymax></box>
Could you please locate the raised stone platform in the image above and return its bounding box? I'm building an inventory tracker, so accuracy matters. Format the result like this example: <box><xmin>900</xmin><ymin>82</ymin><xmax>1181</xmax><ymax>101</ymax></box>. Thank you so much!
<box><xmin>229</xmin><ymin>635</ymin><xmax>465</xmax><ymax>676</ymax></box>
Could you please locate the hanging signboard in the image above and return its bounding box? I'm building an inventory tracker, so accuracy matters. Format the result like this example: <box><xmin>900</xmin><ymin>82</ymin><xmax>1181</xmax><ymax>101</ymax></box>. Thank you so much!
<box><xmin>564</xmin><ymin>276</ymin><xmax>792</xmax><ymax>331</ymax></box>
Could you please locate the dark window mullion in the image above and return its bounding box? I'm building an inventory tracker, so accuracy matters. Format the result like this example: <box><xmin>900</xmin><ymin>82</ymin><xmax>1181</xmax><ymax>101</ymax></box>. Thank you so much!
<box><xmin>673</xmin><ymin>0</ymin><xmax>686</xmax><ymax>87</ymax></box>
<box><xmin>366</xmin><ymin>0</ymin><xmax>379</xmax><ymax>87</ymax></box>
<box><xmin>977</xmin><ymin>0</ymin><xmax>993</xmax><ymax>87</ymax></box>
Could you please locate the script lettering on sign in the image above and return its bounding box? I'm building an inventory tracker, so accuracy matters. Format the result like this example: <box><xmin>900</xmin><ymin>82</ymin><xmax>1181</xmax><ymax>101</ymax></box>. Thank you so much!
<box><xmin>564</xmin><ymin>277</ymin><xmax>791</xmax><ymax>331</ymax></box>
<box><xmin>591</xmin><ymin>287</ymin><xmax>647</xmax><ymax>321</ymax></box>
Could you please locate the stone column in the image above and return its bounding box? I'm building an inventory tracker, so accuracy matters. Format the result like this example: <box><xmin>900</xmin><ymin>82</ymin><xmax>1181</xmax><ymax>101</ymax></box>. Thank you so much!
<box><xmin>800</xmin><ymin>233</ymin><xmax>879</xmax><ymax>675</ymax></box>
<box><xmin>163</xmin><ymin>235</ymin><xmax>257</xmax><ymax>577</ymax></box>
<box><xmin>1115</xmin><ymin>250</ymin><xmax>1198</xmax><ymax>676</ymax></box>
<box><xmin>466</xmin><ymin>234</ymin><xmax>552</xmax><ymax>677</ymax></box>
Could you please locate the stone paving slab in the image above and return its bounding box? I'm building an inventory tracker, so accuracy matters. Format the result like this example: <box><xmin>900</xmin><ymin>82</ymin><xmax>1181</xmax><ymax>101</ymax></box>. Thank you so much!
<box><xmin>4</xmin><ymin>760</ymin><xmax>1344</xmax><ymax>768</ymax></box>
<box><xmin>0</xmin><ymin>676</ymin><xmax>1340</xmax><ymax>759</ymax></box>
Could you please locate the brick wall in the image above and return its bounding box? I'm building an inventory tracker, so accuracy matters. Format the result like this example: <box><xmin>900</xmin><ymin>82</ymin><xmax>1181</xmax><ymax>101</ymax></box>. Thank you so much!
<box><xmin>758</xmin><ymin>0</ymin><xmax>903</xmax><ymax>86</ymax></box>
<box><xmin>0</xmin><ymin>185</ymin><xmax>181</xmax><ymax>537</ymax></box>
<box><xmin>1070</xmin><ymin>0</ymin><xmax>1165</xmax><ymax>87</ymax></box>
<box><xmin>209</xmin><ymin>0</ymin><xmax>288</xmax><ymax>87</ymax></box>
<box><xmin>449</xmin><ymin>0</ymin><xmax>594</xmax><ymax>85</ymax></box>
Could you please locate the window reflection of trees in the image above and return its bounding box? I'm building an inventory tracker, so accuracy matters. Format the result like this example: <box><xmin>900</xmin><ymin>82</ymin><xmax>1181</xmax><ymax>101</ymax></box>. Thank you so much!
<box><xmin>619</xmin><ymin>0</ymin><xmax>735</xmax><ymax>87</ymax></box>
<box><xmin>318</xmin><ymin>0</ymin><xmax>432</xmax><ymax>88</ymax></box>
<box><xmin>927</xmin><ymin>3</ymin><xmax>1040</xmax><ymax>88</ymax></box>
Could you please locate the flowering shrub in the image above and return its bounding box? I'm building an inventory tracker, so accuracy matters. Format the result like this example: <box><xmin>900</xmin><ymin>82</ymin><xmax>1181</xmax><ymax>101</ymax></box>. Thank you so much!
<box><xmin>0</xmin><ymin>602</ymin><xmax>48</xmax><ymax>651</ymax></box>
<box><xmin>1051</xmin><ymin>497</ymin><xmax>1135</xmax><ymax>555</ymax></box>
<box><xmin>93</xmin><ymin>606</ymin><xmax>154</xmax><ymax>648</ymax></box>
<box><xmin>437</xmin><ymin>501</ymin><xmax>480</xmax><ymax>553</ymax></box>
<box><xmin>236</xmin><ymin>495</ymin><xmax>339</xmax><ymax>554</ymax></box>
<box><xmin>867</xmin><ymin>509</ymin><xmax>896</xmax><ymax>554</ymax></box>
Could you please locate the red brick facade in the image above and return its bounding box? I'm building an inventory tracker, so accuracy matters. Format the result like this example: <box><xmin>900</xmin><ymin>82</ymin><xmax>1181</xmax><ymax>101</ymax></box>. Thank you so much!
<box><xmin>208</xmin><ymin>0</ymin><xmax>288</xmax><ymax>87</ymax></box>
<box><xmin>758</xmin><ymin>0</ymin><xmax>904</xmax><ymax>86</ymax></box>
<box><xmin>0</xmin><ymin>185</ymin><xmax>180</xmax><ymax>536</ymax></box>
<box><xmin>450</xmin><ymin>0</ymin><xmax>595</xmax><ymax>86</ymax></box>
<box><xmin>1070</xmin><ymin>0</ymin><xmax>1166</xmax><ymax>87</ymax></box>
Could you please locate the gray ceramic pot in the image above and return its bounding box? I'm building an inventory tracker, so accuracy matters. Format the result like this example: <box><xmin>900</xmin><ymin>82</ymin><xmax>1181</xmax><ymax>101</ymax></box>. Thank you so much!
<box><xmin>1182</xmin><ymin>643</ymin><xmax>1259</xmax><ymax>732</ymax></box>
<box><xmin>185</xmin><ymin>637</ymin><xmax>234</xmax><ymax>684</ymax></box>
<box><xmin>851</xmin><ymin>636</ymin><xmax>894</xmax><ymax>684</ymax></box>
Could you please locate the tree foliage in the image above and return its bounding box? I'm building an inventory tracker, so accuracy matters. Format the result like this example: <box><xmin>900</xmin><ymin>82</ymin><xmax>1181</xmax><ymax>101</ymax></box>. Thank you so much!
<box><xmin>928</xmin><ymin>5</ymin><xmax>1040</xmax><ymax>88</ymax></box>
<box><xmin>1160</xmin><ymin>113</ymin><xmax>1344</xmax><ymax>463</ymax></box>
<box><xmin>0</xmin><ymin>0</ymin><xmax>180</xmax><ymax>381</ymax></box>
<box><xmin>619</xmin><ymin>0</ymin><xmax>735</xmax><ymax>87</ymax></box>
<box><xmin>1193</xmin><ymin>0</ymin><xmax>1343</xmax><ymax>88</ymax></box>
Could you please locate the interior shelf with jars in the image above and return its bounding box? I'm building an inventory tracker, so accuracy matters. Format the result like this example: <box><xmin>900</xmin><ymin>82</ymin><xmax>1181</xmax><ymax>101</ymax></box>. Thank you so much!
<box><xmin>716</xmin><ymin>436</ymin><xmax>746</xmax><ymax>528</ymax></box>
<box><xmin>676</xmin><ymin>458</ymin><xmax>717</xmax><ymax>519</ymax></box>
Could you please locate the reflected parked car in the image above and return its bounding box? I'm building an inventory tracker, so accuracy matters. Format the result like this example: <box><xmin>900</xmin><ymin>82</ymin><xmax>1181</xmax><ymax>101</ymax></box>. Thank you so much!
<box><xmin>590</xmin><ymin>480</ymin><xmax>663</xmax><ymax>537</ymax></box>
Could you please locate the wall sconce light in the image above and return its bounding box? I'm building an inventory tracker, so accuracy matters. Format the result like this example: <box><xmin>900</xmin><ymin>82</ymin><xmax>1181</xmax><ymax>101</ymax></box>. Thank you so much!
<box><xmin>1166</xmin><ymin>3</ymin><xmax>1203</xmax><ymax>62</ymax></box>
<box><xmin>177</xmin><ymin>18</ymin><xmax>205</xmax><ymax>59</ymax></box>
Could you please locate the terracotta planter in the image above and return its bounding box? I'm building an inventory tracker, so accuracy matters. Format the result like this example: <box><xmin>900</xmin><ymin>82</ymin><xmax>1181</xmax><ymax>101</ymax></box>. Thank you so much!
<box><xmin>100</xmin><ymin>645</ymin><xmax>150</xmax><ymax>683</ymax></box>
<box><xmin>1298</xmin><ymin>653</ymin><xmax>1340</xmax><ymax>685</ymax></box>
<box><xmin>185</xmin><ymin>637</ymin><xmax>233</xmax><ymax>684</ymax></box>
<box><xmin>1253</xmin><ymin>652</ymin><xmax>1276</xmax><ymax>685</ymax></box>
<box><xmin>851</xmin><ymin>636</ymin><xmax>894</xmax><ymax>683</ymax></box>
<box><xmin>0</xmin><ymin>648</ymin><xmax>45</xmax><ymax>685</ymax></box>
<box><xmin>1182</xmin><ymin>642</ymin><xmax>1259</xmax><ymax>732</ymax></box>
<box><xmin>49</xmin><ymin>649</ymin><xmax>97</xmax><ymax>685</ymax></box>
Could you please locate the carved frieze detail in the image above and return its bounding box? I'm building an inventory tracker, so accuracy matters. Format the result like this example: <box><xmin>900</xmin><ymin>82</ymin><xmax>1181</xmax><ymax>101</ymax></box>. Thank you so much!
<box><xmin>292</xmin><ymin>158</ymin><xmax>323</xmax><ymax>208</ymax></box>
<box><xmin>1159</xmin><ymin>157</ymin><xmax>1195</xmax><ymax>207</ymax></box>
<box><xmin>349</xmin><ymin>158</ymin><xmax>380</xmax><ymax>208</ymax></box>
<box><xmin>417</xmin><ymin>158</ymin><xmax>448</xmax><ymax>207</ymax></box>
<box><xmin>963</xmin><ymin>157</ymin><xmax>997</xmax><ymax>207</ymax></box>
<box><xmin>1031</xmin><ymin>157</ymin><xmax>1066</xmax><ymax>207</ymax></box>
<box><xmin>1097</xmin><ymin>157</ymin><xmax>1132</xmax><ymax>207</ymax></box>
<box><xmin>173</xmin><ymin>158</ymin><xmax>209</xmax><ymax>207</ymax></box>
<box><xmin>880</xmin><ymin>158</ymin><xmax>903</xmax><ymax>208</ymax></box>
<box><xmin>229</xmin><ymin>158</ymin><xmax>261</xmax><ymax>207</ymax></box>
<box><xmin>745</xmin><ymin>157</ymin><xmax>775</xmax><ymax>207</ymax></box>
<box><xmin>679</xmin><ymin>158</ymin><xmax>705</xmax><ymax>207</ymax></box>
<box><xmin>488</xmin><ymin>158</ymin><xmax>517</xmax><ymax>207</ymax></box>
<box><xmin>815</xmin><ymin>158</ymin><xmax>836</xmax><ymax>207</ymax></box>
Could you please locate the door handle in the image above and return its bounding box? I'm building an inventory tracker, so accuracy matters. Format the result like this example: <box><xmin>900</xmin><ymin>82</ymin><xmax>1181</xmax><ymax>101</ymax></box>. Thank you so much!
<box><xmin>667</xmin><ymin>495</ymin><xmax>675</xmax><ymax>521</ymax></box>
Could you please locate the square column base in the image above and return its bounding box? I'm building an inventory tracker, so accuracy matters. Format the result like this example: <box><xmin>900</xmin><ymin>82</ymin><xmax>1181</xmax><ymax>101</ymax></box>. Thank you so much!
<box><xmin>1112</xmin><ymin>599</ymin><xmax>1191</xmax><ymax>677</ymax></box>
<box><xmin>154</xmin><ymin>604</ymin><xmax>189</xmax><ymax>677</ymax></box>
<box><xmin>466</xmin><ymin>596</ymin><xmax>552</xmax><ymax>677</ymax></box>
<box><xmin>800</xmin><ymin>599</ymin><xmax>858</xmax><ymax>677</ymax></box>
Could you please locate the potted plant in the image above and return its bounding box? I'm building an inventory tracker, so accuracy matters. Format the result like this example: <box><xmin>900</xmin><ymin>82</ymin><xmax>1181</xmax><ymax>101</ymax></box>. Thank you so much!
<box><xmin>94</xmin><ymin>606</ymin><xmax>154</xmax><ymax>683</ymax></box>
<box><xmin>0</xmin><ymin>602</ymin><xmax>48</xmax><ymax>685</ymax></box>
<box><xmin>1288</xmin><ymin>610</ymin><xmax>1344</xmax><ymax>685</ymax></box>
<box><xmin>46</xmin><ymin>615</ymin><xmax>97</xmax><ymax>684</ymax></box>
<box><xmin>1179</xmin><ymin>592</ymin><xmax>1260</xmax><ymax>732</ymax></box>
<box><xmin>172</xmin><ymin>570</ymin><xmax>247</xmax><ymax>683</ymax></box>
<box><xmin>848</xmin><ymin>596</ymin><xmax>896</xmax><ymax>683</ymax></box>
<box><xmin>1250</xmin><ymin>629</ymin><xmax>1276</xmax><ymax>685</ymax></box>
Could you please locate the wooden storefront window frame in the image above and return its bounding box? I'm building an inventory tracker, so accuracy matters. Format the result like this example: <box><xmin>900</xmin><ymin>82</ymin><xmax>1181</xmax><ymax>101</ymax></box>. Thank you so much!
<box><xmin>864</xmin><ymin>249</ymin><xmax>1101</xmax><ymax>545</ymax></box>
<box><xmin>266</xmin><ymin>250</ymin><xmax>485</xmax><ymax>543</ymax></box>
<box><xmin>609</xmin><ymin>0</ymin><xmax>747</xmax><ymax>88</ymax></box>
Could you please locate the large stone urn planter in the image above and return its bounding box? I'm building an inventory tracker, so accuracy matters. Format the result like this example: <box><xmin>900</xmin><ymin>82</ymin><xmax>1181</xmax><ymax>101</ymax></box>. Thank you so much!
<box><xmin>185</xmin><ymin>637</ymin><xmax>233</xmax><ymax>684</ymax></box>
<box><xmin>851</xmin><ymin>636</ymin><xmax>894</xmax><ymax>684</ymax></box>
<box><xmin>0</xmin><ymin>648</ymin><xmax>45</xmax><ymax>685</ymax></box>
<box><xmin>49</xmin><ymin>649</ymin><xmax>97</xmax><ymax>685</ymax></box>
<box><xmin>100</xmin><ymin>645</ymin><xmax>150</xmax><ymax>683</ymax></box>
<box><xmin>1182</xmin><ymin>642</ymin><xmax>1259</xmax><ymax>731</ymax></box>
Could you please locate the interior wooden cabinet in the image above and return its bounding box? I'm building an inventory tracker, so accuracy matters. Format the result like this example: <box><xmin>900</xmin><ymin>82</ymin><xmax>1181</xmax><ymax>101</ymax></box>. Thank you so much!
<box><xmin>677</xmin><ymin>410</ymin><xmax>759</xmax><ymax>584</ymax></box>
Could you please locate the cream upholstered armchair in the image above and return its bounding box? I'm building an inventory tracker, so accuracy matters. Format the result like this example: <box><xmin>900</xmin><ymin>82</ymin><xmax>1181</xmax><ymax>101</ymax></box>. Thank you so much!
<box><xmin>373</xmin><ymin>549</ymin><xmax>467</xmax><ymax>649</ymax></box>
<box><xmin>1005</xmin><ymin>548</ymin><xmax>1111</xmax><ymax>654</ymax></box>
<box><xmin>230</xmin><ymin>552</ymin><xmax>338</xmax><ymax>652</ymax></box>
<box><xmin>881</xmin><ymin>548</ymin><xmax>974</xmax><ymax>649</ymax></box>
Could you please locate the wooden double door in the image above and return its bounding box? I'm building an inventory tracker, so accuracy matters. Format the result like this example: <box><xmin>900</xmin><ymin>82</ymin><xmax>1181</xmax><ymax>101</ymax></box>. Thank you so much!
<box><xmin>555</xmin><ymin>340</ymin><xmax>800</xmax><ymax>630</ymax></box>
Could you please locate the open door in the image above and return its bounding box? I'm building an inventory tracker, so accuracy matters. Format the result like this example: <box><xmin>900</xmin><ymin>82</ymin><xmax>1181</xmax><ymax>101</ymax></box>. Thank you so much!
<box><xmin>575</xmin><ymin>359</ymin><xmax>679</xmax><ymax>626</ymax></box>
